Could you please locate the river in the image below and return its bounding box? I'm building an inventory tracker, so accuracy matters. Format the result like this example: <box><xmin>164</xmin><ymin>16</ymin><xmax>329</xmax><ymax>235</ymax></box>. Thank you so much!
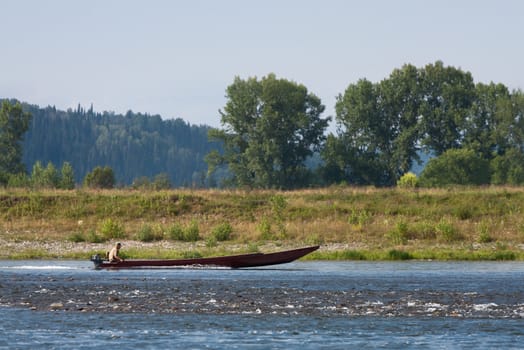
<box><xmin>1</xmin><ymin>260</ymin><xmax>523</xmax><ymax>349</ymax></box>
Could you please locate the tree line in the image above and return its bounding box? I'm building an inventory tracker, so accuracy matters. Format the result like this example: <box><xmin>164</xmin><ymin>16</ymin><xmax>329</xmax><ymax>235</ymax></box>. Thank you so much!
<box><xmin>323</xmin><ymin>61</ymin><xmax>524</xmax><ymax>187</ymax></box>
<box><xmin>210</xmin><ymin>62</ymin><xmax>524</xmax><ymax>188</ymax></box>
<box><xmin>0</xmin><ymin>100</ymin><xmax>222</xmax><ymax>188</ymax></box>
<box><xmin>2</xmin><ymin>61</ymin><xmax>524</xmax><ymax>189</ymax></box>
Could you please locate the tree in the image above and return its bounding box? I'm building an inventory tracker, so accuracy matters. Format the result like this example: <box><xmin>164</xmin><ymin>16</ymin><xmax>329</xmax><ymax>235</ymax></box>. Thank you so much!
<box><xmin>207</xmin><ymin>74</ymin><xmax>330</xmax><ymax>189</ymax></box>
<box><xmin>60</xmin><ymin>162</ymin><xmax>75</xmax><ymax>189</ymax></box>
<box><xmin>132</xmin><ymin>176</ymin><xmax>151</xmax><ymax>189</ymax></box>
<box><xmin>152</xmin><ymin>172</ymin><xmax>171</xmax><ymax>190</ymax></box>
<box><xmin>6</xmin><ymin>173</ymin><xmax>29</xmax><ymax>188</ymax></box>
<box><xmin>325</xmin><ymin>64</ymin><xmax>422</xmax><ymax>186</ymax></box>
<box><xmin>418</xmin><ymin>61</ymin><xmax>475</xmax><ymax>155</ymax></box>
<box><xmin>462</xmin><ymin>83</ymin><xmax>511</xmax><ymax>160</ymax></box>
<box><xmin>21</xmin><ymin>102</ymin><xmax>219</xmax><ymax>187</ymax></box>
<box><xmin>327</xmin><ymin>79</ymin><xmax>384</xmax><ymax>185</ymax></box>
<box><xmin>30</xmin><ymin>161</ymin><xmax>65</xmax><ymax>189</ymax></box>
<box><xmin>496</xmin><ymin>90</ymin><xmax>524</xmax><ymax>154</ymax></box>
<box><xmin>324</xmin><ymin>61</ymin><xmax>477</xmax><ymax>186</ymax></box>
<box><xmin>30</xmin><ymin>161</ymin><xmax>46</xmax><ymax>188</ymax></box>
<box><xmin>419</xmin><ymin>148</ymin><xmax>490</xmax><ymax>187</ymax></box>
<box><xmin>0</xmin><ymin>101</ymin><xmax>32</xmax><ymax>182</ymax></box>
<box><xmin>84</xmin><ymin>166</ymin><xmax>115</xmax><ymax>189</ymax></box>
<box><xmin>490</xmin><ymin>148</ymin><xmax>524</xmax><ymax>185</ymax></box>
<box><xmin>43</xmin><ymin>162</ymin><xmax>60</xmax><ymax>188</ymax></box>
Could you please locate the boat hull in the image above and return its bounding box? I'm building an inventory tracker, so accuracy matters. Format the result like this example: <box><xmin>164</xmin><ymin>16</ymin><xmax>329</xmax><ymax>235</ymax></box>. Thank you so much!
<box><xmin>91</xmin><ymin>246</ymin><xmax>319</xmax><ymax>269</ymax></box>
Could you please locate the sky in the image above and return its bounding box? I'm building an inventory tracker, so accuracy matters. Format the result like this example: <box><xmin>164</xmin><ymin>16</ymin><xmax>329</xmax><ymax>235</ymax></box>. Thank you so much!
<box><xmin>2</xmin><ymin>0</ymin><xmax>523</xmax><ymax>129</ymax></box>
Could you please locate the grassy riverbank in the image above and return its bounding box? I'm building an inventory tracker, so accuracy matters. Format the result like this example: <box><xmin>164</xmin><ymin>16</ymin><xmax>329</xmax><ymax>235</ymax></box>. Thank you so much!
<box><xmin>1</xmin><ymin>186</ymin><xmax>524</xmax><ymax>260</ymax></box>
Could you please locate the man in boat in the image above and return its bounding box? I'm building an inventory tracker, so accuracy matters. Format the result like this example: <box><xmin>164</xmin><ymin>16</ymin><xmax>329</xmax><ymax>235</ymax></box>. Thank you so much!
<box><xmin>108</xmin><ymin>242</ymin><xmax>124</xmax><ymax>262</ymax></box>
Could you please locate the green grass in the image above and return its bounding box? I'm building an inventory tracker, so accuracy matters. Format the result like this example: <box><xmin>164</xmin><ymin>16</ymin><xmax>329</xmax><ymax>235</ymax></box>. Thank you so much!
<box><xmin>2</xmin><ymin>186</ymin><xmax>524</xmax><ymax>260</ymax></box>
<box><xmin>4</xmin><ymin>244</ymin><xmax>524</xmax><ymax>261</ymax></box>
<box><xmin>304</xmin><ymin>248</ymin><xmax>524</xmax><ymax>261</ymax></box>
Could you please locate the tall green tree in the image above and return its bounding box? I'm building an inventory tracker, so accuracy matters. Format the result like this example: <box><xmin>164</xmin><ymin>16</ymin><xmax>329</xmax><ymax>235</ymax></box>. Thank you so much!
<box><xmin>497</xmin><ymin>90</ymin><xmax>524</xmax><ymax>154</ymax></box>
<box><xmin>325</xmin><ymin>64</ymin><xmax>422</xmax><ymax>186</ymax></box>
<box><xmin>325</xmin><ymin>61</ymin><xmax>477</xmax><ymax>186</ymax></box>
<box><xmin>0</xmin><ymin>101</ymin><xmax>32</xmax><ymax>182</ymax></box>
<box><xmin>207</xmin><ymin>74</ymin><xmax>330</xmax><ymax>189</ymax></box>
<box><xmin>325</xmin><ymin>78</ymin><xmax>390</xmax><ymax>185</ymax></box>
<box><xmin>462</xmin><ymin>83</ymin><xmax>511</xmax><ymax>159</ymax></box>
<box><xmin>418</xmin><ymin>61</ymin><xmax>475</xmax><ymax>155</ymax></box>
<box><xmin>461</xmin><ymin>86</ymin><xmax>524</xmax><ymax>174</ymax></box>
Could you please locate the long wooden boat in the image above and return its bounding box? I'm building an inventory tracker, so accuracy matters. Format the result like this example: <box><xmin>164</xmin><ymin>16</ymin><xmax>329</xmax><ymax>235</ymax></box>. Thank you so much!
<box><xmin>90</xmin><ymin>245</ymin><xmax>319</xmax><ymax>269</ymax></box>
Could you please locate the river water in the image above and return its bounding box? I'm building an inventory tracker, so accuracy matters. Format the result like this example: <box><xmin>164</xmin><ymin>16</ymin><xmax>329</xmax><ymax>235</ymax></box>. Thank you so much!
<box><xmin>1</xmin><ymin>260</ymin><xmax>524</xmax><ymax>349</ymax></box>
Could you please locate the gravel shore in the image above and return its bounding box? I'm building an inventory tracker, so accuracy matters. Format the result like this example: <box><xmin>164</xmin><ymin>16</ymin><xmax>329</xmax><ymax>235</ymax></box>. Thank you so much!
<box><xmin>0</xmin><ymin>238</ymin><xmax>360</xmax><ymax>259</ymax></box>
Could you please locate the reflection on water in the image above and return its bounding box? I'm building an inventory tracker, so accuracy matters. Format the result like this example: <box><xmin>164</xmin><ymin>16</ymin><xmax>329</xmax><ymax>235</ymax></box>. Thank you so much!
<box><xmin>1</xmin><ymin>261</ymin><xmax>524</xmax><ymax>349</ymax></box>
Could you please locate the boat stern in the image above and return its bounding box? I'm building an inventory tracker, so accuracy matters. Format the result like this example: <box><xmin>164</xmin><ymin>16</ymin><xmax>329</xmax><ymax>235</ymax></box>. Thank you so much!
<box><xmin>90</xmin><ymin>254</ymin><xmax>104</xmax><ymax>269</ymax></box>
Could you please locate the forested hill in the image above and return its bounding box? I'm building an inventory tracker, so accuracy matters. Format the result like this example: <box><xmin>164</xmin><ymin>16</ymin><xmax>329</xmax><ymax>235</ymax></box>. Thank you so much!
<box><xmin>19</xmin><ymin>102</ymin><xmax>221</xmax><ymax>187</ymax></box>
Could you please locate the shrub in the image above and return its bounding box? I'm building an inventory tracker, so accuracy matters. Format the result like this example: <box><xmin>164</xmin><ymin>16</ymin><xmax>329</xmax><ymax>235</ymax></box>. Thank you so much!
<box><xmin>478</xmin><ymin>231</ymin><xmax>493</xmax><ymax>243</ymax></box>
<box><xmin>269</xmin><ymin>195</ymin><xmax>287</xmax><ymax>238</ymax></box>
<box><xmin>84</xmin><ymin>166</ymin><xmax>115</xmax><ymax>189</ymax></box>
<box><xmin>419</xmin><ymin>148</ymin><xmax>490</xmax><ymax>187</ymax></box>
<box><xmin>397</xmin><ymin>172</ymin><xmax>418</xmax><ymax>188</ymax></box>
<box><xmin>132</xmin><ymin>173</ymin><xmax>171</xmax><ymax>190</ymax></box>
<box><xmin>206</xmin><ymin>236</ymin><xmax>218</xmax><ymax>248</ymax></box>
<box><xmin>337</xmin><ymin>250</ymin><xmax>366</xmax><ymax>260</ymax></box>
<box><xmin>68</xmin><ymin>232</ymin><xmax>85</xmax><ymax>243</ymax></box>
<box><xmin>7</xmin><ymin>173</ymin><xmax>30</xmax><ymax>188</ymax></box>
<box><xmin>492</xmin><ymin>251</ymin><xmax>516</xmax><ymax>260</ymax></box>
<box><xmin>454</xmin><ymin>206</ymin><xmax>473</xmax><ymax>220</ymax></box>
<box><xmin>182</xmin><ymin>251</ymin><xmax>202</xmax><ymax>259</ymax></box>
<box><xmin>348</xmin><ymin>208</ymin><xmax>372</xmax><ymax>226</ymax></box>
<box><xmin>306</xmin><ymin>233</ymin><xmax>324</xmax><ymax>246</ymax></box>
<box><xmin>413</xmin><ymin>221</ymin><xmax>436</xmax><ymax>240</ymax></box>
<box><xmin>436</xmin><ymin>219</ymin><xmax>462</xmax><ymax>242</ymax></box>
<box><xmin>387</xmin><ymin>249</ymin><xmax>413</xmax><ymax>260</ymax></box>
<box><xmin>491</xmin><ymin>148</ymin><xmax>524</xmax><ymax>185</ymax></box>
<box><xmin>168</xmin><ymin>223</ymin><xmax>185</xmax><ymax>241</ymax></box>
<box><xmin>211</xmin><ymin>222</ymin><xmax>233</xmax><ymax>241</ymax></box>
<box><xmin>136</xmin><ymin>224</ymin><xmax>164</xmax><ymax>242</ymax></box>
<box><xmin>132</xmin><ymin>176</ymin><xmax>151</xmax><ymax>189</ymax></box>
<box><xmin>247</xmin><ymin>243</ymin><xmax>260</xmax><ymax>253</ymax></box>
<box><xmin>387</xmin><ymin>220</ymin><xmax>409</xmax><ymax>244</ymax></box>
<box><xmin>270</xmin><ymin>194</ymin><xmax>287</xmax><ymax>220</ymax></box>
<box><xmin>183</xmin><ymin>220</ymin><xmax>200</xmax><ymax>242</ymax></box>
<box><xmin>257</xmin><ymin>217</ymin><xmax>273</xmax><ymax>240</ymax></box>
<box><xmin>85</xmin><ymin>229</ymin><xmax>105</xmax><ymax>243</ymax></box>
<box><xmin>99</xmin><ymin>218</ymin><xmax>126</xmax><ymax>240</ymax></box>
<box><xmin>152</xmin><ymin>173</ymin><xmax>171</xmax><ymax>190</ymax></box>
<box><xmin>168</xmin><ymin>221</ymin><xmax>200</xmax><ymax>242</ymax></box>
<box><xmin>477</xmin><ymin>222</ymin><xmax>493</xmax><ymax>243</ymax></box>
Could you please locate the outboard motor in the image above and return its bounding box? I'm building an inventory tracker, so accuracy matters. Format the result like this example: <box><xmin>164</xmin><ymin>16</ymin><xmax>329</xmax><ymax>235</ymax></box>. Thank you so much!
<box><xmin>90</xmin><ymin>254</ymin><xmax>103</xmax><ymax>269</ymax></box>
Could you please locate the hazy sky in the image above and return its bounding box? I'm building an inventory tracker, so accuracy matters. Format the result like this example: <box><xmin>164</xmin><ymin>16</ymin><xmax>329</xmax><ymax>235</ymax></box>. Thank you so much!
<box><xmin>2</xmin><ymin>0</ymin><xmax>523</xmax><ymax>128</ymax></box>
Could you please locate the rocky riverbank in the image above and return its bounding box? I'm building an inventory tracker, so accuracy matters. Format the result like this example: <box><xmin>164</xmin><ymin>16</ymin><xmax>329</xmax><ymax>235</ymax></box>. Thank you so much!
<box><xmin>0</xmin><ymin>238</ymin><xmax>362</xmax><ymax>259</ymax></box>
